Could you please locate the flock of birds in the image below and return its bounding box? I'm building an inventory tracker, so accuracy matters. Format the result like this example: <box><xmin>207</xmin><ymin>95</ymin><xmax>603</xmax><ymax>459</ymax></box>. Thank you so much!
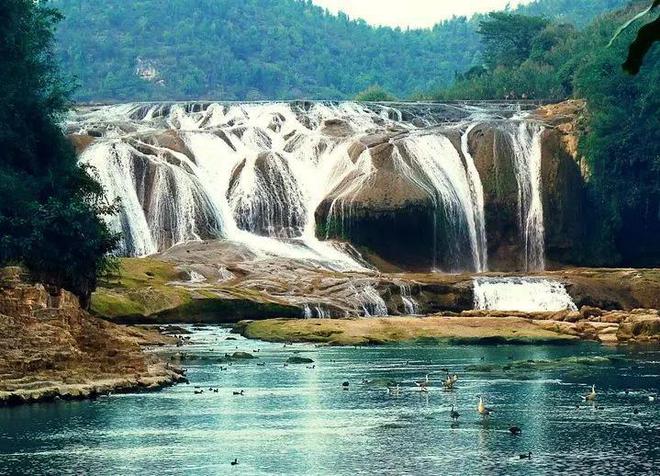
<box><xmin>182</xmin><ymin>337</ymin><xmax>657</xmax><ymax>467</ymax></box>
<box><xmin>381</xmin><ymin>374</ymin><xmax>621</xmax><ymax>460</ymax></box>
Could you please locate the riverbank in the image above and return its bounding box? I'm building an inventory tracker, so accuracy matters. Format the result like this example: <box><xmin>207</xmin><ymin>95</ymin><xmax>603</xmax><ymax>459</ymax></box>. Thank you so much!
<box><xmin>0</xmin><ymin>267</ymin><xmax>186</xmax><ymax>406</ymax></box>
<box><xmin>235</xmin><ymin>310</ymin><xmax>660</xmax><ymax>346</ymax></box>
<box><xmin>90</xmin><ymin>253</ymin><xmax>660</xmax><ymax>324</ymax></box>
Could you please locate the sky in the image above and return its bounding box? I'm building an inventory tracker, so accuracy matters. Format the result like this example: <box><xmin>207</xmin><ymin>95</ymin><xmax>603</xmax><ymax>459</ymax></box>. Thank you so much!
<box><xmin>311</xmin><ymin>0</ymin><xmax>535</xmax><ymax>28</ymax></box>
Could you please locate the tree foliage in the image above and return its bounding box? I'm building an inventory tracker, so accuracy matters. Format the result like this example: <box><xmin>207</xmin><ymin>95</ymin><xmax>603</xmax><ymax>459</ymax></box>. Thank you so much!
<box><xmin>428</xmin><ymin>1</ymin><xmax>659</xmax><ymax>266</ymax></box>
<box><xmin>354</xmin><ymin>85</ymin><xmax>396</xmax><ymax>102</ymax></box>
<box><xmin>49</xmin><ymin>0</ymin><xmax>626</xmax><ymax>102</ymax></box>
<box><xmin>0</xmin><ymin>0</ymin><xmax>118</xmax><ymax>304</ymax></box>
<box><xmin>478</xmin><ymin>13</ymin><xmax>549</xmax><ymax>69</ymax></box>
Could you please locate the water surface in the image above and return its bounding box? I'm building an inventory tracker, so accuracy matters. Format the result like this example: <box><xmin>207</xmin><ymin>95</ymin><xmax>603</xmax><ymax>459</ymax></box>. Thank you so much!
<box><xmin>1</xmin><ymin>327</ymin><xmax>658</xmax><ymax>475</ymax></box>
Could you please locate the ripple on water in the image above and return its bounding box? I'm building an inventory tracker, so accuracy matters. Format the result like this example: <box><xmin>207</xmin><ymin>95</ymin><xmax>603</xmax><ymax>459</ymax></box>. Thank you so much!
<box><xmin>1</xmin><ymin>326</ymin><xmax>658</xmax><ymax>476</ymax></box>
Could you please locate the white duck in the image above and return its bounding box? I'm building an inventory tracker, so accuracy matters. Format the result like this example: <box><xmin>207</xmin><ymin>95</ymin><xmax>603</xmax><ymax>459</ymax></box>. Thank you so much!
<box><xmin>478</xmin><ymin>396</ymin><xmax>494</xmax><ymax>416</ymax></box>
<box><xmin>582</xmin><ymin>385</ymin><xmax>597</xmax><ymax>401</ymax></box>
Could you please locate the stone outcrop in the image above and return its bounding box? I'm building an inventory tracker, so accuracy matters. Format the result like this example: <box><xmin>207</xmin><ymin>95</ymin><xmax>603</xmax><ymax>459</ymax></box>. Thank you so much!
<box><xmin>536</xmin><ymin>100</ymin><xmax>588</xmax><ymax>265</ymax></box>
<box><xmin>316</xmin><ymin>100</ymin><xmax>588</xmax><ymax>272</ymax></box>
<box><xmin>90</xmin><ymin>242</ymin><xmax>658</xmax><ymax>332</ymax></box>
<box><xmin>315</xmin><ymin>134</ymin><xmax>437</xmax><ymax>270</ymax></box>
<box><xmin>0</xmin><ymin>267</ymin><xmax>186</xmax><ymax>406</ymax></box>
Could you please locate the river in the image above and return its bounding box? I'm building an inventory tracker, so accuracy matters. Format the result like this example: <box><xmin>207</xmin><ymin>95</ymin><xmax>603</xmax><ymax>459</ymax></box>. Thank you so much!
<box><xmin>1</xmin><ymin>327</ymin><xmax>658</xmax><ymax>475</ymax></box>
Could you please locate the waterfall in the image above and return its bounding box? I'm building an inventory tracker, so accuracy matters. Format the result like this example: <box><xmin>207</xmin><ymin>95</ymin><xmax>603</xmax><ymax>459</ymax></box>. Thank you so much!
<box><xmin>81</xmin><ymin>142</ymin><xmax>158</xmax><ymax>256</ymax></box>
<box><xmin>398</xmin><ymin>284</ymin><xmax>420</xmax><ymax>315</ymax></box>
<box><xmin>355</xmin><ymin>285</ymin><xmax>389</xmax><ymax>317</ymax></box>
<box><xmin>72</xmin><ymin>101</ymin><xmax>544</xmax><ymax>272</ymax></box>
<box><xmin>302</xmin><ymin>304</ymin><xmax>331</xmax><ymax>318</ymax></box>
<box><xmin>398</xmin><ymin>134</ymin><xmax>483</xmax><ymax>272</ymax></box>
<box><xmin>473</xmin><ymin>277</ymin><xmax>577</xmax><ymax>312</ymax></box>
<box><xmin>188</xmin><ymin>271</ymin><xmax>206</xmax><ymax>283</ymax></box>
<box><xmin>217</xmin><ymin>266</ymin><xmax>235</xmax><ymax>282</ymax></box>
<box><xmin>461</xmin><ymin>123</ymin><xmax>488</xmax><ymax>271</ymax></box>
<box><xmin>508</xmin><ymin>122</ymin><xmax>545</xmax><ymax>271</ymax></box>
<box><xmin>303</xmin><ymin>305</ymin><xmax>312</xmax><ymax>319</ymax></box>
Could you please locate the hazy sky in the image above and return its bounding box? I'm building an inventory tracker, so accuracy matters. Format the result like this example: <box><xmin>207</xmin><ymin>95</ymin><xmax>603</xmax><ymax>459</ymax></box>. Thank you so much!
<box><xmin>312</xmin><ymin>0</ymin><xmax>535</xmax><ymax>28</ymax></box>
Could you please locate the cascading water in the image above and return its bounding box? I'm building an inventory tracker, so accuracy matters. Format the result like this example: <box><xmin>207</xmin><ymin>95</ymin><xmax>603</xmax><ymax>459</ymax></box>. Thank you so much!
<box><xmin>71</xmin><ymin>100</ymin><xmax>544</xmax><ymax>273</ymax></box>
<box><xmin>507</xmin><ymin>122</ymin><xmax>545</xmax><ymax>272</ymax></box>
<box><xmin>461</xmin><ymin>123</ymin><xmax>488</xmax><ymax>271</ymax></box>
<box><xmin>398</xmin><ymin>284</ymin><xmax>420</xmax><ymax>315</ymax></box>
<box><xmin>302</xmin><ymin>305</ymin><xmax>331</xmax><ymax>319</ymax></box>
<box><xmin>473</xmin><ymin>277</ymin><xmax>577</xmax><ymax>312</ymax></box>
<box><xmin>354</xmin><ymin>285</ymin><xmax>389</xmax><ymax>317</ymax></box>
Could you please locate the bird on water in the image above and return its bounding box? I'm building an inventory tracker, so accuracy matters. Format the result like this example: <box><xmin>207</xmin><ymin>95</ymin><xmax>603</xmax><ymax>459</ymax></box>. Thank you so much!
<box><xmin>450</xmin><ymin>405</ymin><xmax>460</xmax><ymax>421</ymax></box>
<box><xmin>478</xmin><ymin>396</ymin><xmax>494</xmax><ymax>416</ymax></box>
<box><xmin>387</xmin><ymin>385</ymin><xmax>401</xmax><ymax>395</ymax></box>
<box><xmin>582</xmin><ymin>384</ymin><xmax>597</xmax><ymax>401</ymax></box>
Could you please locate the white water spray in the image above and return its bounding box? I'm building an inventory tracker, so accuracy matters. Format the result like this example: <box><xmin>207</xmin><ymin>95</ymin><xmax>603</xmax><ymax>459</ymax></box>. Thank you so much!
<box><xmin>73</xmin><ymin>101</ymin><xmax>545</xmax><ymax>273</ymax></box>
<box><xmin>473</xmin><ymin>277</ymin><xmax>577</xmax><ymax>312</ymax></box>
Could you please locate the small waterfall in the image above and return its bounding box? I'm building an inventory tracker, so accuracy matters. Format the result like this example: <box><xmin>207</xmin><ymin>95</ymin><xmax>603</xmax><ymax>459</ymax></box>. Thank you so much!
<box><xmin>188</xmin><ymin>271</ymin><xmax>206</xmax><ymax>283</ymax></box>
<box><xmin>473</xmin><ymin>277</ymin><xmax>577</xmax><ymax>312</ymax></box>
<box><xmin>355</xmin><ymin>285</ymin><xmax>389</xmax><ymax>317</ymax></box>
<box><xmin>217</xmin><ymin>267</ymin><xmax>235</xmax><ymax>282</ymax></box>
<box><xmin>508</xmin><ymin>122</ymin><xmax>545</xmax><ymax>271</ymax></box>
<box><xmin>399</xmin><ymin>284</ymin><xmax>420</xmax><ymax>315</ymax></box>
<box><xmin>461</xmin><ymin>123</ymin><xmax>488</xmax><ymax>271</ymax></box>
<box><xmin>398</xmin><ymin>134</ymin><xmax>483</xmax><ymax>272</ymax></box>
<box><xmin>302</xmin><ymin>304</ymin><xmax>330</xmax><ymax>318</ymax></box>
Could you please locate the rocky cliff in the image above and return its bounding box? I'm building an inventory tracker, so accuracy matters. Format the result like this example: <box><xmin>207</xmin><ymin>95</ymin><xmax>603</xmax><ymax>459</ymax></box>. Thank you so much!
<box><xmin>317</xmin><ymin>100</ymin><xmax>588</xmax><ymax>272</ymax></box>
<box><xmin>0</xmin><ymin>267</ymin><xmax>186</xmax><ymax>405</ymax></box>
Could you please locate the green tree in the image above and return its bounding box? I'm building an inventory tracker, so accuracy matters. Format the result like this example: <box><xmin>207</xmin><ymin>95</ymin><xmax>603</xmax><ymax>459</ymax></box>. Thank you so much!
<box><xmin>354</xmin><ymin>85</ymin><xmax>396</xmax><ymax>102</ymax></box>
<box><xmin>478</xmin><ymin>12</ymin><xmax>549</xmax><ymax>69</ymax></box>
<box><xmin>0</xmin><ymin>0</ymin><xmax>118</xmax><ymax>305</ymax></box>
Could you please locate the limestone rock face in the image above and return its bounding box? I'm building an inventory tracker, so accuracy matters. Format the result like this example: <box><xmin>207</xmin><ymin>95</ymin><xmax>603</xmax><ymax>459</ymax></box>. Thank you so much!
<box><xmin>315</xmin><ymin>101</ymin><xmax>588</xmax><ymax>272</ymax></box>
<box><xmin>0</xmin><ymin>268</ymin><xmax>185</xmax><ymax>405</ymax></box>
<box><xmin>616</xmin><ymin>309</ymin><xmax>660</xmax><ymax>343</ymax></box>
<box><xmin>536</xmin><ymin>100</ymin><xmax>587</xmax><ymax>265</ymax></box>
<box><xmin>315</xmin><ymin>135</ymin><xmax>437</xmax><ymax>270</ymax></box>
<box><xmin>467</xmin><ymin>124</ymin><xmax>522</xmax><ymax>271</ymax></box>
<box><xmin>228</xmin><ymin>151</ymin><xmax>307</xmax><ymax>238</ymax></box>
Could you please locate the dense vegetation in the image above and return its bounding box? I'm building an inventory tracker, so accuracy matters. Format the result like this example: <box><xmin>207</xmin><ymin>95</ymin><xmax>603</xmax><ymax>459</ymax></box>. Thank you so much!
<box><xmin>429</xmin><ymin>1</ymin><xmax>659</xmax><ymax>266</ymax></box>
<box><xmin>0</xmin><ymin>0</ymin><xmax>117</xmax><ymax>304</ymax></box>
<box><xmin>51</xmin><ymin>0</ymin><xmax>627</xmax><ymax>102</ymax></box>
<box><xmin>517</xmin><ymin>0</ymin><xmax>631</xmax><ymax>27</ymax></box>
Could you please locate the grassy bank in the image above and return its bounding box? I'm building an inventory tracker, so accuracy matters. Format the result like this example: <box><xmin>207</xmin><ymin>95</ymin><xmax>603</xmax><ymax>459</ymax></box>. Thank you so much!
<box><xmin>236</xmin><ymin>316</ymin><xmax>580</xmax><ymax>346</ymax></box>
<box><xmin>91</xmin><ymin>258</ymin><xmax>300</xmax><ymax>323</ymax></box>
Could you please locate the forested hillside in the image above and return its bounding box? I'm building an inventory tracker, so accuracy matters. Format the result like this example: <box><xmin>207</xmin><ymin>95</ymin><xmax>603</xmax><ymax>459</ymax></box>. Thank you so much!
<box><xmin>52</xmin><ymin>0</ymin><xmax>627</xmax><ymax>101</ymax></box>
<box><xmin>516</xmin><ymin>0</ymin><xmax>629</xmax><ymax>26</ymax></box>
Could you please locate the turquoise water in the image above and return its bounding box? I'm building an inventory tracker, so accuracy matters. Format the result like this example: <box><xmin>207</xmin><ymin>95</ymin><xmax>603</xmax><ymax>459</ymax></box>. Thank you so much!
<box><xmin>1</xmin><ymin>327</ymin><xmax>658</xmax><ymax>475</ymax></box>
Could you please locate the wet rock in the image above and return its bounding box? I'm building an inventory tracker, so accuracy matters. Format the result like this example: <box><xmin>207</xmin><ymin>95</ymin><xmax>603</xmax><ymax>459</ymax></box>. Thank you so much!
<box><xmin>321</xmin><ymin>119</ymin><xmax>353</xmax><ymax>137</ymax></box>
<box><xmin>580</xmin><ymin>306</ymin><xmax>603</xmax><ymax>319</ymax></box>
<box><xmin>69</xmin><ymin>134</ymin><xmax>96</xmax><ymax>154</ymax></box>
<box><xmin>287</xmin><ymin>356</ymin><xmax>314</xmax><ymax>364</ymax></box>
<box><xmin>616</xmin><ymin>310</ymin><xmax>660</xmax><ymax>343</ymax></box>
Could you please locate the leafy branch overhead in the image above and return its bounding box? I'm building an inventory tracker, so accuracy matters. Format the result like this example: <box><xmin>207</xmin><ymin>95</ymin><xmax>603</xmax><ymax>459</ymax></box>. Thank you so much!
<box><xmin>609</xmin><ymin>0</ymin><xmax>660</xmax><ymax>74</ymax></box>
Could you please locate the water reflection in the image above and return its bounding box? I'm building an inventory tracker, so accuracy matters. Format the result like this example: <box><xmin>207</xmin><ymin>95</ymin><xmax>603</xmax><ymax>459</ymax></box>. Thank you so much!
<box><xmin>0</xmin><ymin>327</ymin><xmax>658</xmax><ymax>475</ymax></box>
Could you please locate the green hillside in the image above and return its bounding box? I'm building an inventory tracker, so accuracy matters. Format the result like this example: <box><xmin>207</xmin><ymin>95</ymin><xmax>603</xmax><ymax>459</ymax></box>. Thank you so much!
<box><xmin>52</xmin><ymin>0</ymin><xmax>628</xmax><ymax>101</ymax></box>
